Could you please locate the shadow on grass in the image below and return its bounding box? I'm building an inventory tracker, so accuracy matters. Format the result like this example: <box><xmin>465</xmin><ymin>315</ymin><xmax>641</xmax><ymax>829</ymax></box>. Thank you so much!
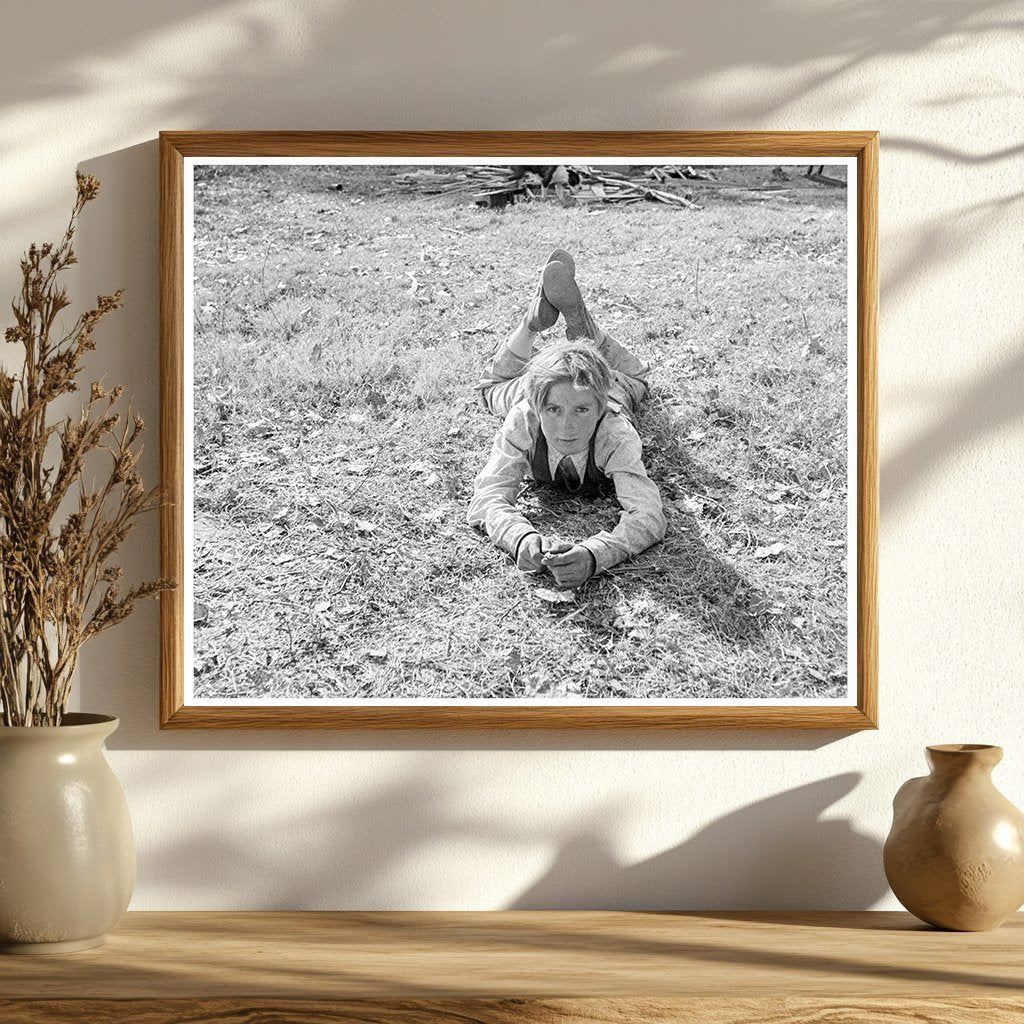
<box><xmin>523</xmin><ymin>484</ymin><xmax>765</xmax><ymax>655</ymax></box>
<box><xmin>519</xmin><ymin>388</ymin><xmax>767</xmax><ymax>664</ymax></box>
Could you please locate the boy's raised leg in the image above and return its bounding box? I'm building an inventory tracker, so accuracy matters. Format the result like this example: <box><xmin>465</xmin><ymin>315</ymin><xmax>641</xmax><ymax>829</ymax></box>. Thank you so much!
<box><xmin>475</xmin><ymin>250</ymin><xmax>580</xmax><ymax>416</ymax></box>
<box><xmin>540</xmin><ymin>260</ymin><xmax>598</xmax><ymax>341</ymax></box>
<box><xmin>541</xmin><ymin>257</ymin><xmax>648</xmax><ymax>380</ymax></box>
<box><xmin>526</xmin><ymin>248</ymin><xmax>575</xmax><ymax>333</ymax></box>
<box><xmin>475</xmin><ymin>319</ymin><xmax>537</xmax><ymax>415</ymax></box>
<box><xmin>541</xmin><ymin>257</ymin><xmax>651</xmax><ymax>403</ymax></box>
<box><xmin>593</xmin><ymin>324</ymin><xmax>650</xmax><ymax>383</ymax></box>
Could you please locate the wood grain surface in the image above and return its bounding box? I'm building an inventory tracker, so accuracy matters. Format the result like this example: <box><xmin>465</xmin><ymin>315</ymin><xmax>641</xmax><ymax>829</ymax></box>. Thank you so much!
<box><xmin>1</xmin><ymin>911</ymin><xmax>1020</xmax><ymax>997</ymax></box>
<box><xmin>159</xmin><ymin>130</ymin><xmax>878</xmax><ymax>158</ymax></box>
<box><xmin>159</xmin><ymin>133</ymin><xmax>186</xmax><ymax>732</ymax></box>
<box><xmin>159</xmin><ymin>130</ymin><xmax>879</xmax><ymax>731</ymax></box>
<box><xmin>3</xmin><ymin>997</ymin><xmax>1023</xmax><ymax>1024</ymax></box>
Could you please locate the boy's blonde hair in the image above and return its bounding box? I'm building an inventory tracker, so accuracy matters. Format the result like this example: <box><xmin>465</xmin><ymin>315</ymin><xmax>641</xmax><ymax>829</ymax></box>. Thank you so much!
<box><xmin>523</xmin><ymin>341</ymin><xmax>612</xmax><ymax>413</ymax></box>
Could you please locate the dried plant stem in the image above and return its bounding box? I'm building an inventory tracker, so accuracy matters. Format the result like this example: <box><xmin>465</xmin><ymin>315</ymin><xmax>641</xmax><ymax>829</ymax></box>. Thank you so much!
<box><xmin>0</xmin><ymin>173</ymin><xmax>174</xmax><ymax>726</ymax></box>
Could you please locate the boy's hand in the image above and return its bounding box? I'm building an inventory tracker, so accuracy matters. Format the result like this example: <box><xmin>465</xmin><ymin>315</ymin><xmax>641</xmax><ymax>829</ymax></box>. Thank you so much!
<box><xmin>541</xmin><ymin>537</ymin><xmax>574</xmax><ymax>556</ymax></box>
<box><xmin>516</xmin><ymin>534</ymin><xmax>545</xmax><ymax>572</ymax></box>
<box><xmin>543</xmin><ymin>545</ymin><xmax>597</xmax><ymax>589</ymax></box>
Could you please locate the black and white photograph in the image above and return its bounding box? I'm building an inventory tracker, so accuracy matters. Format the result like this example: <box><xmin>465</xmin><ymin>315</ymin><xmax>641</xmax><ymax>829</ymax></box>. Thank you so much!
<box><xmin>176</xmin><ymin>149</ymin><xmax>868</xmax><ymax>717</ymax></box>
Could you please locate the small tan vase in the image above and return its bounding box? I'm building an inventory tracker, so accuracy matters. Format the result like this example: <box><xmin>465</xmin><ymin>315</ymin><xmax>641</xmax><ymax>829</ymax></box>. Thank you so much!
<box><xmin>0</xmin><ymin>713</ymin><xmax>135</xmax><ymax>953</ymax></box>
<box><xmin>884</xmin><ymin>744</ymin><xmax>1024</xmax><ymax>931</ymax></box>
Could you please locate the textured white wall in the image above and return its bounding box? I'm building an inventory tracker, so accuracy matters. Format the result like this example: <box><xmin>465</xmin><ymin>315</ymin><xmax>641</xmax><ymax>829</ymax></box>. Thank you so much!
<box><xmin>2</xmin><ymin>0</ymin><xmax>1022</xmax><ymax>910</ymax></box>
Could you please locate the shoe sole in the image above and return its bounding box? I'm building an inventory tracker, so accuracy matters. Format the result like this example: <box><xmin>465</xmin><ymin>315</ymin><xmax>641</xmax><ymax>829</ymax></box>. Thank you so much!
<box><xmin>528</xmin><ymin>250</ymin><xmax>575</xmax><ymax>332</ymax></box>
<box><xmin>542</xmin><ymin>261</ymin><xmax>594</xmax><ymax>338</ymax></box>
<box><xmin>541</xmin><ymin>261</ymin><xmax>582</xmax><ymax>312</ymax></box>
<box><xmin>545</xmin><ymin>248</ymin><xmax>576</xmax><ymax>275</ymax></box>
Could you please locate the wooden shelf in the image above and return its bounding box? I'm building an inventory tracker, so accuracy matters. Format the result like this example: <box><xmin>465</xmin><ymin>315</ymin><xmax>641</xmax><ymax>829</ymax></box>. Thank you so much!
<box><xmin>1</xmin><ymin>911</ymin><xmax>1022</xmax><ymax>1022</ymax></box>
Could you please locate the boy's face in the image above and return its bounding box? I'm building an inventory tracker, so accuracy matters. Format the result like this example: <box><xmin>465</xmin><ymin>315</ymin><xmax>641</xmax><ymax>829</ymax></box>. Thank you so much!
<box><xmin>539</xmin><ymin>381</ymin><xmax>604</xmax><ymax>455</ymax></box>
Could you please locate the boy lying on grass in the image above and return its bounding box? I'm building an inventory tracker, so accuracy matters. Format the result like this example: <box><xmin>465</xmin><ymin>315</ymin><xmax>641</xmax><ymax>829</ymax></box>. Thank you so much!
<box><xmin>468</xmin><ymin>249</ymin><xmax>667</xmax><ymax>589</ymax></box>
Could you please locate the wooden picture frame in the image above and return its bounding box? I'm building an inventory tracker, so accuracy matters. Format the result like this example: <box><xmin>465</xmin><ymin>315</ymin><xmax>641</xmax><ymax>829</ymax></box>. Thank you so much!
<box><xmin>160</xmin><ymin>131</ymin><xmax>877</xmax><ymax>730</ymax></box>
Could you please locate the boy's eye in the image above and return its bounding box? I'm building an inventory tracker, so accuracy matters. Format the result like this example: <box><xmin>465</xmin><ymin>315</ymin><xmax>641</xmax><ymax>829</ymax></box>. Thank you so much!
<box><xmin>575</xmin><ymin>406</ymin><xmax>592</xmax><ymax>414</ymax></box>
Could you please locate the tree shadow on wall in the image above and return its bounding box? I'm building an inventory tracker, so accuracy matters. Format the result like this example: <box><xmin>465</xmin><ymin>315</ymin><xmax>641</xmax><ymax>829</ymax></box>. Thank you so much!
<box><xmin>883</xmin><ymin>193</ymin><xmax>1024</xmax><ymax>309</ymax></box>
<box><xmin>128</xmin><ymin>757</ymin><xmax>885</xmax><ymax>911</ymax></box>
<box><xmin>512</xmin><ymin>774</ymin><xmax>887</xmax><ymax>910</ymax></box>
<box><xmin>1</xmin><ymin>0</ymin><xmax>1019</xmax><ymax>152</ymax></box>
<box><xmin>882</xmin><ymin>335</ymin><xmax>1024</xmax><ymax>511</ymax></box>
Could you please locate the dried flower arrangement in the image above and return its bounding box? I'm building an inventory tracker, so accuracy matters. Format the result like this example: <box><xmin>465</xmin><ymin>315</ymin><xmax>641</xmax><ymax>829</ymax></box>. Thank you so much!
<box><xmin>0</xmin><ymin>173</ymin><xmax>173</xmax><ymax>726</ymax></box>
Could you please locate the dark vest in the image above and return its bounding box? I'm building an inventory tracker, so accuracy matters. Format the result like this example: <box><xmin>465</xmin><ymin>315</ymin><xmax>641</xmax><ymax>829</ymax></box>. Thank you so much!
<box><xmin>531</xmin><ymin>417</ymin><xmax>613</xmax><ymax>498</ymax></box>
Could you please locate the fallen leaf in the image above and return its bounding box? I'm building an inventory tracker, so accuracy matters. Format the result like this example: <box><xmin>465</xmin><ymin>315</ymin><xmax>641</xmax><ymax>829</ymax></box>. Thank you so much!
<box><xmin>747</xmin><ymin>595</ymin><xmax>774</xmax><ymax>615</ymax></box>
<box><xmin>553</xmin><ymin>678</ymin><xmax>583</xmax><ymax>698</ymax></box>
<box><xmin>534</xmin><ymin>587</ymin><xmax>576</xmax><ymax>604</ymax></box>
<box><xmin>354</xmin><ymin>520</ymin><xmax>378</xmax><ymax>534</ymax></box>
<box><xmin>419</xmin><ymin>507</ymin><xmax>449</xmax><ymax>523</ymax></box>
<box><xmin>313</xmin><ymin>601</ymin><xmax>331</xmax><ymax>613</ymax></box>
<box><xmin>753</xmin><ymin>542</ymin><xmax>786</xmax><ymax>559</ymax></box>
<box><xmin>522</xmin><ymin>672</ymin><xmax>583</xmax><ymax>698</ymax></box>
<box><xmin>408</xmin><ymin>460</ymin><xmax>434</xmax><ymax>475</ymax></box>
<box><xmin>366</xmin><ymin>648</ymin><xmax>388</xmax><ymax>661</ymax></box>
<box><xmin>346</xmin><ymin>462</ymin><xmax>371</xmax><ymax>476</ymax></box>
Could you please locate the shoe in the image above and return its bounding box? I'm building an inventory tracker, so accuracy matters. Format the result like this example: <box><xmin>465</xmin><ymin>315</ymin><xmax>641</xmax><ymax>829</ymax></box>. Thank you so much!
<box><xmin>545</xmin><ymin>247</ymin><xmax>575</xmax><ymax>274</ymax></box>
<box><xmin>525</xmin><ymin>249</ymin><xmax>576</xmax><ymax>333</ymax></box>
<box><xmin>541</xmin><ymin>260</ymin><xmax>597</xmax><ymax>340</ymax></box>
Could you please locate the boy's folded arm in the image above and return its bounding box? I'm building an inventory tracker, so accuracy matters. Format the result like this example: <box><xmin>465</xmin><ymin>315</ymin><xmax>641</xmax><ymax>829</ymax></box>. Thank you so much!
<box><xmin>582</xmin><ymin>429</ymin><xmax>667</xmax><ymax>573</ymax></box>
<box><xmin>467</xmin><ymin>412</ymin><xmax>537</xmax><ymax>556</ymax></box>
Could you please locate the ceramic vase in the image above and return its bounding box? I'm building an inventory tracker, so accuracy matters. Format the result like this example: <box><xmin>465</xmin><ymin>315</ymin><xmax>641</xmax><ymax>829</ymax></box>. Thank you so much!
<box><xmin>0</xmin><ymin>713</ymin><xmax>135</xmax><ymax>953</ymax></box>
<box><xmin>884</xmin><ymin>744</ymin><xmax>1024</xmax><ymax>931</ymax></box>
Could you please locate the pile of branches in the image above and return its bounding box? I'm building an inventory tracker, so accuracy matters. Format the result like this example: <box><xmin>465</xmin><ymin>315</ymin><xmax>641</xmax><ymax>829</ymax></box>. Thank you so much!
<box><xmin>395</xmin><ymin>165</ymin><xmax>702</xmax><ymax>210</ymax></box>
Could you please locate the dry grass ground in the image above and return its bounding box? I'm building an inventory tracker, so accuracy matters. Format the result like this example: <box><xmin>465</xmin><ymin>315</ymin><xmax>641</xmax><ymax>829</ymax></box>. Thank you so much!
<box><xmin>191</xmin><ymin>164</ymin><xmax>850</xmax><ymax>700</ymax></box>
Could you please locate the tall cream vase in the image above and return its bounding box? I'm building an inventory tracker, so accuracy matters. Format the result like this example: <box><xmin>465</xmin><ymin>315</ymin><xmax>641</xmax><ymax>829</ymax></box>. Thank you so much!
<box><xmin>0</xmin><ymin>713</ymin><xmax>135</xmax><ymax>953</ymax></box>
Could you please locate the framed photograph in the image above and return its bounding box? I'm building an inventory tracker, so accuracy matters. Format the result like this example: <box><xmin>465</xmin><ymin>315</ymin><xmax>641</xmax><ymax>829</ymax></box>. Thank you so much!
<box><xmin>160</xmin><ymin>131</ymin><xmax>877</xmax><ymax>729</ymax></box>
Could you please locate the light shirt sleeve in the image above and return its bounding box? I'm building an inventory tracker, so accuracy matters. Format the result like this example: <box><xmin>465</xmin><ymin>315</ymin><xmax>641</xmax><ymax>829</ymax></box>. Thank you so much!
<box><xmin>467</xmin><ymin>401</ymin><xmax>539</xmax><ymax>557</ymax></box>
<box><xmin>580</xmin><ymin>415</ymin><xmax>667</xmax><ymax>573</ymax></box>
